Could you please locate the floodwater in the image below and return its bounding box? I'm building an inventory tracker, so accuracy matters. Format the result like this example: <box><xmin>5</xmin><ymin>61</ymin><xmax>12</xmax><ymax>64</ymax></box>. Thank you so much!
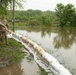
<box><xmin>15</xmin><ymin>26</ymin><xmax>76</xmax><ymax>75</ymax></box>
<box><xmin>0</xmin><ymin>48</ymin><xmax>48</xmax><ymax>75</ymax></box>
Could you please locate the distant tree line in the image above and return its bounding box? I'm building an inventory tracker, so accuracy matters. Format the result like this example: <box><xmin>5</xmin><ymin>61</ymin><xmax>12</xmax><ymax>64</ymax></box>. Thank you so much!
<box><xmin>6</xmin><ymin>10</ymin><xmax>57</xmax><ymax>26</ymax></box>
<box><xmin>0</xmin><ymin>2</ymin><xmax>76</xmax><ymax>27</ymax></box>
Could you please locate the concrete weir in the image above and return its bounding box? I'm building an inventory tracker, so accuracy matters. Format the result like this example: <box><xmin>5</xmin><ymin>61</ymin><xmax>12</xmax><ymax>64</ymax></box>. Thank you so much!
<box><xmin>8</xmin><ymin>30</ymin><xmax>72</xmax><ymax>75</ymax></box>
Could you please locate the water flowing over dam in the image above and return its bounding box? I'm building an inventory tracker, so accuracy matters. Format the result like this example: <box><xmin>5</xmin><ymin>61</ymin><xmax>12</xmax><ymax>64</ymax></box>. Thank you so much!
<box><xmin>8</xmin><ymin>30</ymin><xmax>72</xmax><ymax>75</ymax></box>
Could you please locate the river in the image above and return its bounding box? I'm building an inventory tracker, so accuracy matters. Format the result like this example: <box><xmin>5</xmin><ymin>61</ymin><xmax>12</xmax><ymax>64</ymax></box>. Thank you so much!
<box><xmin>15</xmin><ymin>26</ymin><xmax>76</xmax><ymax>75</ymax></box>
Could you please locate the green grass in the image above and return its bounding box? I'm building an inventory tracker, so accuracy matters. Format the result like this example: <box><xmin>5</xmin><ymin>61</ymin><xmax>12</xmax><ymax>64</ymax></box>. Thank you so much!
<box><xmin>0</xmin><ymin>38</ymin><xmax>26</xmax><ymax>66</ymax></box>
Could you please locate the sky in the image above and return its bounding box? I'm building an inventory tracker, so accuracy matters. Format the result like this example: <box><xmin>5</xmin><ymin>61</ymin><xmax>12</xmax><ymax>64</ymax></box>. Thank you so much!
<box><xmin>22</xmin><ymin>0</ymin><xmax>76</xmax><ymax>11</ymax></box>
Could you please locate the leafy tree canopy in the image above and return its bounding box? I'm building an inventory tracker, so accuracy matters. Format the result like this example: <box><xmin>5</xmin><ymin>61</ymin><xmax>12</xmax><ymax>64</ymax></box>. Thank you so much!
<box><xmin>55</xmin><ymin>3</ymin><xmax>76</xmax><ymax>26</ymax></box>
<box><xmin>0</xmin><ymin>0</ymin><xmax>24</xmax><ymax>15</ymax></box>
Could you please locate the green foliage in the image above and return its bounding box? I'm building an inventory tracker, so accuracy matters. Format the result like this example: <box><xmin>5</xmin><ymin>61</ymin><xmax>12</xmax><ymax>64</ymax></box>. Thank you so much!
<box><xmin>39</xmin><ymin>68</ymin><xmax>48</xmax><ymax>75</ymax></box>
<box><xmin>41</xmin><ymin>11</ymin><xmax>54</xmax><ymax>26</ymax></box>
<box><xmin>0</xmin><ymin>38</ymin><xmax>26</xmax><ymax>66</ymax></box>
<box><xmin>0</xmin><ymin>0</ymin><xmax>12</xmax><ymax>15</ymax></box>
<box><xmin>0</xmin><ymin>0</ymin><xmax>12</xmax><ymax>7</ymax></box>
<box><xmin>55</xmin><ymin>3</ymin><xmax>76</xmax><ymax>26</ymax></box>
<box><xmin>0</xmin><ymin>0</ymin><xmax>24</xmax><ymax>15</ymax></box>
<box><xmin>0</xmin><ymin>5</ymin><xmax>7</xmax><ymax>15</ymax></box>
<box><xmin>0</xmin><ymin>0</ymin><xmax>24</xmax><ymax>8</ymax></box>
<box><xmin>6</xmin><ymin>10</ymin><xmax>56</xmax><ymax>26</ymax></box>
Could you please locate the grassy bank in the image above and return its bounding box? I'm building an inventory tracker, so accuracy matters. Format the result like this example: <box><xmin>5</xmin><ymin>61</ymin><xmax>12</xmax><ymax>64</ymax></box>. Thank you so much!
<box><xmin>0</xmin><ymin>38</ymin><xmax>26</xmax><ymax>66</ymax></box>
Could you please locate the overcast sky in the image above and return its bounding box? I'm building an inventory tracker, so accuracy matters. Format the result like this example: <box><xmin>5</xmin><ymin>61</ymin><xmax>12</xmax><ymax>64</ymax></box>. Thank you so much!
<box><xmin>22</xmin><ymin>0</ymin><xmax>76</xmax><ymax>11</ymax></box>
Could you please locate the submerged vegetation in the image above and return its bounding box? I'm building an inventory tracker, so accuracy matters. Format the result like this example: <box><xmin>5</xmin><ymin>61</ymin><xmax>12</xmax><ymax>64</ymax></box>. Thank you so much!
<box><xmin>0</xmin><ymin>38</ymin><xmax>26</xmax><ymax>66</ymax></box>
<box><xmin>39</xmin><ymin>68</ymin><xmax>48</xmax><ymax>75</ymax></box>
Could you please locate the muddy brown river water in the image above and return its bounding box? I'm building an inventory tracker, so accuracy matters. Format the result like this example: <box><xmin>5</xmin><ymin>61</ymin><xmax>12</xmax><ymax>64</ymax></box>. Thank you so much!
<box><xmin>0</xmin><ymin>48</ymin><xmax>48</xmax><ymax>75</ymax></box>
<box><xmin>0</xmin><ymin>26</ymin><xmax>76</xmax><ymax>75</ymax></box>
<box><xmin>15</xmin><ymin>26</ymin><xmax>76</xmax><ymax>75</ymax></box>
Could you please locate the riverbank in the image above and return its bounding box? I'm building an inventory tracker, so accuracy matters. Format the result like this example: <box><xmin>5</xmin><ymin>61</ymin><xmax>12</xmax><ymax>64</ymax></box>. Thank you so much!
<box><xmin>0</xmin><ymin>38</ymin><xmax>25</xmax><ymax>66</ymax></box>
<box><xmin>0</xmin><ymin>38</ymin><xmax>48</xmax><ymax>75</ymax></box>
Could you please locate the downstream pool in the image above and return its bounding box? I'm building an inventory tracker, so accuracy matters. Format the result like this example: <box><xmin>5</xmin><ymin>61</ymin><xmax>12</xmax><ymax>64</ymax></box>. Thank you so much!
<box><xmin>15</xmin><ymin>26</ymin><xmax>76</xmax><ymax>75</ymax></box>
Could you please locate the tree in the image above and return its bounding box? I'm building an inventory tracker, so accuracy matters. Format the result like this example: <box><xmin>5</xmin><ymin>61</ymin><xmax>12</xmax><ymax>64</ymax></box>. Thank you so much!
<box><xmin>0</xmin><ymin>0</ymin><xmax>12</xmax><ymax>14</ymax></box>
<box><xmin>0</xmin><ymin>5</ymin><xmax>7</xmax><ymax>14</ymax></box>
<box><xmin>0</xmin><ymin>0</ymin><xmax>10</xmax><ymax>14</ymax></box>
<box><xmin>64</xmin><ymin>4</ymin><xmax>76</xmax><ymax>26</ymax></box>
<box><xmin>55</xmin><ymin>3</ymin><xmax>76</xmax><ymax>26</ymax></box>
<box><xmin>41</xmin><ymin>11</ymin><xmax>54</xmax><ymax>26</ymax></box>
<box><xmin>55</xmin><ymin>3</ymin><xmax>65</xmax><ymax>26</ymax></box>
<box><xmin>0</xmin><ymin>0</ymin><xmax>24</xmax><ymax>15</ymax></box>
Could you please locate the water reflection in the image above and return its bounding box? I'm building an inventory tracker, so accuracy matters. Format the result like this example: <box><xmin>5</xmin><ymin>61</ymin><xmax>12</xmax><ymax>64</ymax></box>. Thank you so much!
<box><xmin>0</xmin><ymin>53</ymin><xmax>48</xmax><ymax>75</ymax></box>
<box><xmin>41</xmin><ymin>27</ymin><xmax>51</xmax><ymax>38</ymax></box>
<box><xmin>17</xmin><ymin>26</ymin><xmax>76</xmax><ymax>49</ymax></box>
<box><xmin>53</xmin><ymin>28</ymin><xmax>76</xmax><ymax>49</ymax></box>
<box><xmin>0</xmin><ymin>38</ymin><xmax>48</xmax><ymax>75</ymax></box>
<box><xmin>0</xmin><ymin>63</ymin><xmax>23</xmax><ymax>75</ymax></box>
<box><xmin>15</xmin><ymin>26</ymin><xmax>76</xmax><ymax>75</ymax></box>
